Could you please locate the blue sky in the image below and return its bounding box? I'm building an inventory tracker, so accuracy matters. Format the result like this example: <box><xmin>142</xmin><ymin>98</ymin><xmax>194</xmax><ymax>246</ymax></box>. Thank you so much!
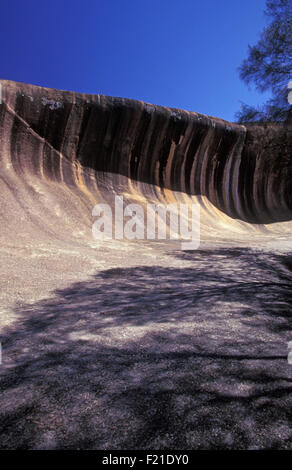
<box><xmin>1</xmin><ymin>0</ymin><xmax>271</xmax><ymax>121</ymax></box>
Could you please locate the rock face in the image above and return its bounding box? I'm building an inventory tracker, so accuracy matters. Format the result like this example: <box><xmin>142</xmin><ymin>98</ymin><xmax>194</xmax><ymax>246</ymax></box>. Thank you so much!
<box><xmin>0</xmin><ymin>81</ymin><xmax>292</xmax><ymax>450</ymax></box>
<box><xmin>1</xmin><ymin>79</ymin><xmax>291</xmax><ymax>228</ymax></box>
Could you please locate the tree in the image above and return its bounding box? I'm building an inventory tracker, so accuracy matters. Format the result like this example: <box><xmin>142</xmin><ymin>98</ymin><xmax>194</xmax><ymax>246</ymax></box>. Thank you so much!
<box><xmin>236</xmin><ymin>0</ymin><xmax>292</xmax><ymax>123</ymax></box>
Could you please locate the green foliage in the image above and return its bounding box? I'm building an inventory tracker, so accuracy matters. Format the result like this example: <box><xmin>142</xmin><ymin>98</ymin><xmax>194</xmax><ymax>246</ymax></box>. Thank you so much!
<box><xmin>236</xmin><ymin>0</ymin><xmax>292</xmax><ymax>123</ymax></box>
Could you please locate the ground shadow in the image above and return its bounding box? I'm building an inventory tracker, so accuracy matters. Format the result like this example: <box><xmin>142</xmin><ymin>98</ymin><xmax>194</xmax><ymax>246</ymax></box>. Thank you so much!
<box><xmin>0</xmin><ymin>248</ymin><xmax>291</xmax><ymax>449</ymax></box>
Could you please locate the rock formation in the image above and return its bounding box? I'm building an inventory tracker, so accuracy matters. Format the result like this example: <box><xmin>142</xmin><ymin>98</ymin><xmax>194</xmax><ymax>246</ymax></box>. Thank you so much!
<box><xmin>1</xmin><ymin>79</ymin><xmax>291</xmax><ymax>235</ymax></box>
<box><xmin>0</xmin><ymin>80</ymin><xmax>291</xmax><ymax>450</ymax></box>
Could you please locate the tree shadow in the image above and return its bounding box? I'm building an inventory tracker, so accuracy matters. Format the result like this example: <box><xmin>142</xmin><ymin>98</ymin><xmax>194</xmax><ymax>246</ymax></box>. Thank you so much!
<box><xmin>0</xmin><ymin>248</ymin><xmax>291</xmax><ymax>449</ymax></box>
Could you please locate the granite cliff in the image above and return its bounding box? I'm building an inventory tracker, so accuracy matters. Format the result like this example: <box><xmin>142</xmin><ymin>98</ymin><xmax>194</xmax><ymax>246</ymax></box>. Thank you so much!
<box><xmin>0</xmin><ymin>80</ymin><xmax>291</xmax><ymax>450</ymax></box>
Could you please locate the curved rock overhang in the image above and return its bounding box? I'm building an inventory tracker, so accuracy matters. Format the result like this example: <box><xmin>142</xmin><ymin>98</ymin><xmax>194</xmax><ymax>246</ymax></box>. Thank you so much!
<box><xmin>0</xmin><ymin>79</ymin><xmax>291</xmax><ymax>236</ymax></box>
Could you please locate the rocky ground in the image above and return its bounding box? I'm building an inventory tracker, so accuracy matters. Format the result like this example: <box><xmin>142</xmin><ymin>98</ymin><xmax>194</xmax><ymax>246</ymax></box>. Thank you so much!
<box><xmin>0</xmin><ymin>241</ymin><xmax>291</xmax><ymax>449</ymax></box>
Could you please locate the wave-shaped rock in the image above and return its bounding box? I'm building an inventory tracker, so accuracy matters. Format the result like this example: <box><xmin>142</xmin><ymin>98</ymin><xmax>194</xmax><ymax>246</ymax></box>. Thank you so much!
<box><xmin>1</xmin><ymin>80</ymin><xmax>292</xmax><ymax>450</ymax></box>
<box><xmin>1</xmin><ymin>79</ymin><xmax>291</xmax><ymax>237</ymax></box>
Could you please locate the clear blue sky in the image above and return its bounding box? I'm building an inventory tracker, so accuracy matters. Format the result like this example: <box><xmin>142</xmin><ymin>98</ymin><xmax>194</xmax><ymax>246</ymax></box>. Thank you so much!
<box><xmin>1</xmin><ymin>0</ymin><xmax>271</xmax><ymax>121</ymax></box>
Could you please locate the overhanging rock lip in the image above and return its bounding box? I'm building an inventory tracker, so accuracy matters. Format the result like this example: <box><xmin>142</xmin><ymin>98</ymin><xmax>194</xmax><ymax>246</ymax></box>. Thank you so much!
<box><xmin>0</xmin><ymin>78</ymin><xmax>246</xmax><ymax>131</ymax></box>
